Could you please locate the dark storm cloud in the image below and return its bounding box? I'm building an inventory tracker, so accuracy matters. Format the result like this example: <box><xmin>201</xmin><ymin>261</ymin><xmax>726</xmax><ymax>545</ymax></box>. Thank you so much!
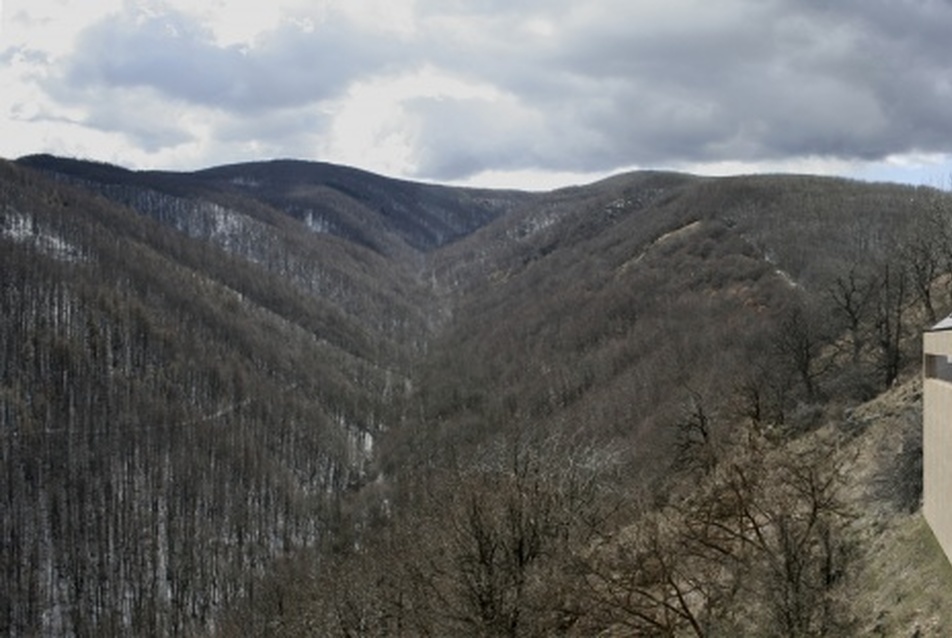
<box><xmin>427</xmin><ymin>0</ymin><xmax>952</xmax><ymax>178</ymax></box>
<box><xmin>36</xmin><ymin>0</ymin><xmax>952</xmax><ymax>179</ymax></box>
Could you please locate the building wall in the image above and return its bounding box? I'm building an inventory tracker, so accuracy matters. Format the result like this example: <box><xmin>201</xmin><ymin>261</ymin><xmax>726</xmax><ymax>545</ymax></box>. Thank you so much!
<box><xmin>923</xmin><ymin>330</ymin><xmax>952</xmax><ymax>562</ymax></box>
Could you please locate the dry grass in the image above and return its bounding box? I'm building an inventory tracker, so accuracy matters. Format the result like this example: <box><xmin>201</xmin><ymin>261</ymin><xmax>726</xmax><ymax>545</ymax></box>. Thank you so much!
<box><xmin>827</xmin><ymin>376</ymin><xmax>952</xmax><ymax>636</ymax></box>
<box><xmin>851</xmin><ymin>513</ymin><xmax>952</xmax><ymax>636</ymax></box>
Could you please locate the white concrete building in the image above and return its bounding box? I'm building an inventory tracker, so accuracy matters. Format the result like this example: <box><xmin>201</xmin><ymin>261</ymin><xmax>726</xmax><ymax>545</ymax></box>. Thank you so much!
<box><xmin>923</xmin><ymin>315</ymin><xmax>952</xmax><ymax>562</ymax></box>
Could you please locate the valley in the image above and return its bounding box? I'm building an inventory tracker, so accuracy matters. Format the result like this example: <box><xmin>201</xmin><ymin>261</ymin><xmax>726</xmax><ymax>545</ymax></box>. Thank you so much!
<box><xmin>1</xmin><ymin>156</ymin><xmax>950</xmax><ymax>636</ymax></box>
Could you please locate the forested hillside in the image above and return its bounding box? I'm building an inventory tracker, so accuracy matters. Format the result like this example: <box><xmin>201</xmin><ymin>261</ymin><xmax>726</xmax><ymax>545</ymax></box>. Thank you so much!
<box><xmin>0</xmin><ymin>156</ymin><xmax>490</xmax><ymax>635</ymax></box>
<box><xmin>2</xmin><ymin>156</ymin><xmax>951</xmax><ymax>636</ymax></box>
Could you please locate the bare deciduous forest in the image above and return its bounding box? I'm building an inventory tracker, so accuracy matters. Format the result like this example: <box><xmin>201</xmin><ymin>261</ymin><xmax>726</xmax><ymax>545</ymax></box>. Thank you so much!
<box><xmin>2</xmin><ymin>156</ymin><xmax>950</xmax><ymax>636</ymax></box>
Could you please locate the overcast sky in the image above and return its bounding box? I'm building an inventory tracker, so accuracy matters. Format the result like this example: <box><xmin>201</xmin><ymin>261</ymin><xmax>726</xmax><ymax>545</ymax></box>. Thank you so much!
<box><xmin>2</xmin><ymin>0</ymin><xmax>952</xmax><ymax>189</ymax></box>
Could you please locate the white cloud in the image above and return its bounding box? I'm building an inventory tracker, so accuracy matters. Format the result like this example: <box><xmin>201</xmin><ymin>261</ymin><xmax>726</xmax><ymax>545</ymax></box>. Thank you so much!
<box><xmin>166</xmin><ymin>0</ymin><xmax>294</xmax><ymax>47</ymax></box>
<box><xmin>449</xmin><ymin>166</ymin><xmax>620</xmax><ymax>192</ymax></box>
<box><xmin>2</xmin><ymin>0</ymin><xmax>952</xmax><ymax>189</ymax></box>
<box><xmin>318</xmin><ymin>65</ymin><xmax>512</xmax><ymax>178</ymax></box>
<box><xmin>3</xmin><ymin>0</ymin><xmax>122</xmax><ymax>54</ymax></box>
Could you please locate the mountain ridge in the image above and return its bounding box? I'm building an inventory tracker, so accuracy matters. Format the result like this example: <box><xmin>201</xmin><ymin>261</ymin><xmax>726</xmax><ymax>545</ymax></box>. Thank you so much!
<box><xmin>16</xmin><ymin>153</ymin><xmax>536</xmax><ymax>254</ymax></box>
<box><xmin>2</xmin><ymin>154</ymin><xmax>950</xmax><ymax>636</ymax></box>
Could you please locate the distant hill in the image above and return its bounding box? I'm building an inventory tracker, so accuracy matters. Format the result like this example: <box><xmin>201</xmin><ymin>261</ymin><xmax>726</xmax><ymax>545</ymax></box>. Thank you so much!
<box><xmin>18</xmin><ymin>153</ymin><xmax>533</xmax><ymax>253</ymax></box>
<box><xmin>2</xmin><ymin>155</ymin><xmax>950</xmax><ymax>636</ymax></box>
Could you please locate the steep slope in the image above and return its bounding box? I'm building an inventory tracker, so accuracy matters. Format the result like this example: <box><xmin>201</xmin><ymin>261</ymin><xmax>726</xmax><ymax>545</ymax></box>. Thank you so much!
<box><xmin>276</xmin><ymin>172</ymin><xmax>952</xmax><ymax>637</ymax></box>
<box><xmin>401</xmin><ymin>172</ymin><xmax>942</xmax><ymax>477</ymax></box>
<box><xmin>1</xmin><ymin>154</ymin><xmax>541</xmax><ymax>636</ymax></box>
<box><xmin>0</xmin><ymin>159</ymin><xmax>435</xmax><ymax>636</ymax></box>
<box><xmin>4</xmin><ymin>155</ymin><xmax>952</xmax><ymax>636</ymax></box>
<box><xmin>15</xmin><ymin>156</ymin><xmax>449</xmax><ymax>366</ymax></box>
